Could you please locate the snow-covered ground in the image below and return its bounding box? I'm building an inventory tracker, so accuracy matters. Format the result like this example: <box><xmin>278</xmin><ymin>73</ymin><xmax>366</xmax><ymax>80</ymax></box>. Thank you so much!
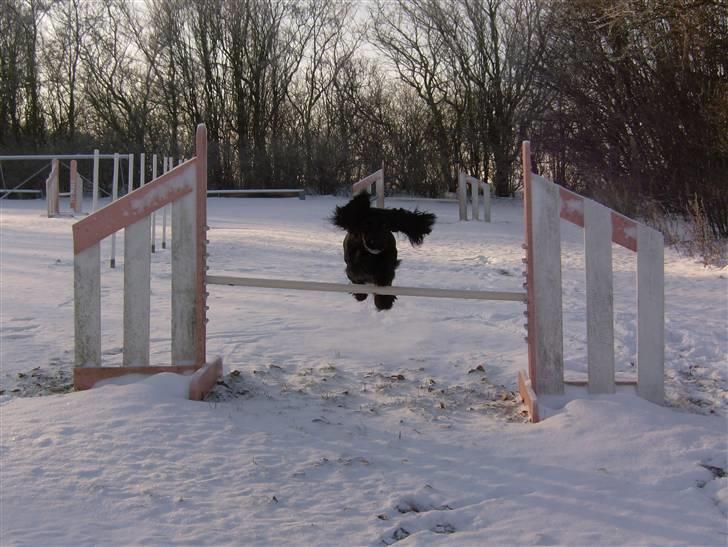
<box><xmin>1</xmin><ymin>195</ymin><xmax>726</xmax><ymax>545</ymax></box>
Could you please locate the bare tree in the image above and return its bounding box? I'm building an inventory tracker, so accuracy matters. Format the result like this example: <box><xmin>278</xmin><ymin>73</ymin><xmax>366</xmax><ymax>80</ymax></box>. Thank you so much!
<box><xmin>370</xmin><ymin>0</ymin><xmax>460</xmax><ymax>195</ymax></box>
<box><xmin>42</xmin><ymin>0</ymin><xmax>85</xmax><ymax>141</ymax></box>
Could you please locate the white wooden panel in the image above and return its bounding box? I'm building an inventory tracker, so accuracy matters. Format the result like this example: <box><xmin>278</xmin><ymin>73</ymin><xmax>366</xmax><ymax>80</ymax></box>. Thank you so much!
<box><xmin>139</xmin><ymin>153</ymin><xmax>145</xmax><ymax>186</ymax></box>
<box><xmin>584</xmin><ymin>199</ymin><xmax>615</xmax><ymax>394</ymax></box>
<box><xmin>482</xmin><ymin>182</ymin><xmax>491</xmax><ymax>223</ymax></box>
<box><xmin>172</xmin><ymin>191</ymin><xmax>198</xmax><ymax>365</ymax></box>
<box><xmin>529</xmin><ymin>173</ymin><xmax>564</xmax><ymax>395</ymax></box>
<box><xmin>75</xmin><ymin>173</ymin><xmax>83</xmax><ymax>214</ymax></box>
<box><xmin>75</xmin><ymin>243</ymin><xmax>101</xmax><ymax>367</ymax></box>
<box><xmin>123</xmin><ymin>216</ymin><xmax>151</xmax><ymax>366</ymax></box>
<box><xmin>92</xmin><ymin>149</ymin><xmax>100</xmax><ymax>212</ymax></box>
<box><xmin>637</xmin><ymin>225</ymin><xmax>665</xmax><ymax>404</ymax></box>
<box><xmin>46</xmin><ymin>159</ymin><xmax>59</xmax><ymax>217</ymax></box>
<box><xmin>127</xmin><ymin>153</ymin><xmax>134</xmax><ymax>191</ymax></box>
<box><xmin>151</xmin><ymin>154</ymin><xmax>157</xmax><ymax>253</ymax></box>
<box><xmin>162</xmin><ymin>157</ymin><xmax>168</xmax><ymax>249</ymax></box>
<box><xmin>376</xmin><ymin>172</ymin><xmax>385</xmax><ymax>208</ymax></box>
<box><xmin>458</xmin><ymin>171</ymin><xmax>467</xmax><ymax>220</ymax></box>
<box><xmin>110</xmin><ymin>154</ymin><xmax>119</xmax><ymax>268</ymax></box>
<box><xmin>472</xmin><ymin>180</ymin><xmax>480</xmax><ymax>220</ymax></box>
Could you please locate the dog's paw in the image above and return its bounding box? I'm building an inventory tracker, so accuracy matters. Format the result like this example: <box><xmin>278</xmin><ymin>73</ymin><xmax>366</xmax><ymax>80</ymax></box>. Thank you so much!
<box><xmin>353</xmin><ymin>293</ymin><xmax>368</xmax><ymax>302</ymax></box>
<box><xmin>374</xmin><ymin>294</ymin><xmax>396</xmax><ymax>310</ymax></box>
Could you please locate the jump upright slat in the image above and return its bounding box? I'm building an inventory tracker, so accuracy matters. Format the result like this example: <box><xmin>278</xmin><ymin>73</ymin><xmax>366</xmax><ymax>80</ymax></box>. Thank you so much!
<box><xmin>151</xmin><ymin>154</ymin><xmax>158</xmax><ymax>253</ymax></box>
<box><xmin>70</xmin><ymin>160</ymin><xmax>82</xmax><ymax>214</ymax></box>
<box><xmin>92</xmin><ymin>149</ymin><xmax>100</xmax><ymax>212</ymax></box>
<box><xmin>458</xmin><ymin>171</ymin><xmax>467</xmax><ymax>220</ymax></box>
<box><xmin>123</xmin><ymin>217</ymin><xmax>152</xmax><ymax>366</ymax></box>
<box><xmin>481</xmin><ymin>180</ymin><xmax>491</xmax><ymax>223</ymax></box>
<box><xmin>472</xmin><ymin>177</ymin><xmax>480</xmax><ymax>220</ymax></box>
<box><xmin>110</xmin><ymin>154</ymin><xmax>120</xmax><ymax>268</ymax></box>
<box><xmin>74</xmin><ymin>244</ymin><xmax>101</xmax><ymax>367</ymax></box>
<box><xmin>637</xmin><ymin>224</ymin><xmax>665</xmax><ymax>404</ymax></box>
<box><xmin>352</xmin><ymin>168</ymin><xmax>384</xmax><ymax>208</ymax></box>
<box><xmin>46</xmin><ymin>159</ymin><xmax>59</xmax><ymax>217</ymax></box>
<box><xmin>584</xmin><ymin>199</ymin><xmax>615</xmax><ymax>394</ymax></box>
<box><xmin>526</xmin><ymin>173</ymin><xmax>565</xmax><ymax>395</ymax></box>
<box><xmin>171</xmin><ymin>178</ymin><xmax>200</xmax><ymax>366</ymax></box>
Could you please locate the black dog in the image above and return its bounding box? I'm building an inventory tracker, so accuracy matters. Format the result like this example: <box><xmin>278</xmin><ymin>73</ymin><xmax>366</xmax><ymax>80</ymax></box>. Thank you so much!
<box><xmin>331</xmin><ymin>193</ymin><xmax>436</xmax><ymax>310</ymax></box>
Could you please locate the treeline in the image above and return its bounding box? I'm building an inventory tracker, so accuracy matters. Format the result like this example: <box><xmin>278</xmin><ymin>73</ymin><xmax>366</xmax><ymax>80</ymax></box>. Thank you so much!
<box><xmin>2</xmin><ymin>0</ymin><xmax>726</xmax><ymax>235</ymax></box>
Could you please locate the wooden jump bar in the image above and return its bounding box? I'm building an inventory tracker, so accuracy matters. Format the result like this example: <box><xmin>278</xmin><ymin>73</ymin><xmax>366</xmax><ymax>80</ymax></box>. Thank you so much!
<box><xmin>207</xmin><ymin>275</ymin><xmax>527</xmax><ymax>302</ymax></box>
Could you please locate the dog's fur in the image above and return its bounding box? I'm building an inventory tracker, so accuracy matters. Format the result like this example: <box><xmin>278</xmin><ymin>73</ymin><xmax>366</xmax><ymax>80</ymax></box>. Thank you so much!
<box><xmin>331</xmin><ymin>193</ymin><xmax>436</xmax><ymax>310</ymax></box>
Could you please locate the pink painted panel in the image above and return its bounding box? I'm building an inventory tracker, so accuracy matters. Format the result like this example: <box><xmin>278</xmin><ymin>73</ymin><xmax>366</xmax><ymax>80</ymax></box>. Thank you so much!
<box><xmin>559</xmin><ymin>187</ymin><xmax>585</xmax><ymax>227</ymax></box>
<box><xmin>73</xmin><ymin>160</ymin><xmax>196</xmax><ymax>255</ymax></box>
<box><xmin>611</xmin><ymin>212</ymin><xmax>638</xmax><ymax>252</ymax></box>
<box><xmin>559</xmin><ymin>186</ymin><xmax>639</xmax><ymax>252</ymax></box>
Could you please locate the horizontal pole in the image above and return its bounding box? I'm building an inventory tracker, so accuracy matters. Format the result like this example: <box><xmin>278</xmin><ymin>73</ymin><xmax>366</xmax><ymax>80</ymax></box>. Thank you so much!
<box><xmin>207</xmin><ymin>189</ymin><xmax>302</xmax><ymax>194</ymax></box>
<box><xmin>0</xmin><ymin>154</ymin><xmax>121</xmax><ymax>161</ymax></box>
<box><xmin>207</xmin><ymin>275</ymin><xmax>527</xmax><ymax>302</ymax></box>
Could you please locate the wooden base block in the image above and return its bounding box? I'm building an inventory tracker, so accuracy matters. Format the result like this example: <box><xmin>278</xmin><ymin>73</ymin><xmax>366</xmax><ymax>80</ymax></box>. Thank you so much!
<box><xmin>518</xmin><ymin>369</ymin><xmax>540</xmax><ymax>423</ymax></box>
<box><xmin>74</xmin><ymin>357</ymin><xmax>224</xmax><ymax>401</ymax></box>
<box><xmin>189</xmin><ymin>357</ymin><xmax>223</xmax><ymax>401</ymax></box>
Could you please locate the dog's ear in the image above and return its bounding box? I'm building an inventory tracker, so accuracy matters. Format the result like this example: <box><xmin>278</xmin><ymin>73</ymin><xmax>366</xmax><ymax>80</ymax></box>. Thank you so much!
<box><xmin>379</xmin><ymin>207</ymin><xmax>436</xmax><ymax>246</ymax></box>
<box><xmin>331</xmin><ymin>192</ymin><xmax>372</xmax><ymax>231</ymax></box>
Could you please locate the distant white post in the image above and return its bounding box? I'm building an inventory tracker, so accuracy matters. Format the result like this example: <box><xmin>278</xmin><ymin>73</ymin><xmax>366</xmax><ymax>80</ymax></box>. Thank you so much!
<box><xmin>151</xmin><ymin>154</ymin><xmax>157</xmax><ymax>253</ymax></box>
<box><xmin>162</xmin><ymin>157</ymin><xmax>169</xmax><ymax>249</ymax></box>
<box><xmin>70</xmin><ymin>160</ymin><xmax>83</xmax><ymax>215</ymax></box>
<box><xmin>46</xmin><ymin>159</ymin><xmax>59</xmax><ymax>217</ymax></box>
<box><xmin>458</xmin><ymin>170</ymin><xmax>467</xmax><ymax>220</ymax></box>
<box><xmin>92</xmin><ymin>149</ymin><xmax>100</xmax><ymax>212</ymax></box>
<box><xmin>480</xmin><ymin>180</ymin><xmax>491</xmax><ymax>223</ymax></box>
<box><xmin>127</xmin><ymin>153</ymin><xmax>134</xmax><ymax>193</ymax></box>
<box><xmin>110</xmin><ymin>153</ymin><xmax>120</xmax><ymax>268</ymax></box>
<box><xmin>139</xmin><ymin>153</ymin><xmax>145</xmax><ymax>188</ymax></box>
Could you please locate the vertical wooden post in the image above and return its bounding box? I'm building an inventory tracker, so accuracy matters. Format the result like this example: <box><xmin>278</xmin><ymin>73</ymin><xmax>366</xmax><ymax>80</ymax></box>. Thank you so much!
<box><xmin>46</xmin><ymin>159</ymin><xmax>59</xmax><ymax>217</ymax></box>
<box><xmin>139</xmin><ymin>153</ymin><xmax>145</xmax><ymax>188</ymax></box>
<box><xmin>523</xmin><ymin>142</ymin><xmax>564</xmax><ymax>396</ymax></box>
<box><xmin>162</xmin><ymin>157</ymin><xmax>168</xmax><ymax>249</ymax></box>
<box><xmin>151</xmin><ymin>154</ymin><xmax>157</xmax><ymax>253</ymax></box>
<box><xmin>482</xmin><ymin>181</ymin><xmax>491</xmax><ymax>223</ymax></box>
<box><xmin>70</xmin><ymin>160</ymin><xmax>82</xmax><ymax>214</ymax></box>
<box><xmin>458</xmin><ymin>170</ymin><xmax>467</xmax><ymax>220</ymax></box>
<box><xmin>376</xmin><ymin>163</ymin><xmax>385</xmax><ymax>209</ymax></box>
<box><xmin>123</xmin><ymin>216</ymin><xmax>152</xmax><ymax>366</ymax></box>
<box><xmin>127</xmin><ymin>153</ymin><xmax>134</xmax><ymax>192</ymax></box>
<box><xmin>110</xmin><ymin>154</ymin><xmax>119</xmax><ymax>268</ymax></box>
<box><xmin>92</xmin><ymin>149</ymin><xmax>100</xmax><ymax>212</ymax></box>
<box><xmin>472</xmin><ymin>178</ymin><xmax>480</xmax><ymax>221</ymax></box>
<box><xmin>584</xmin><ymin>199</ymin><xmax>615</xmax><ymax>393</ymax></box>
<box><xmin>637</xmin><ymin>225</ymin><xmax>664</xmax><ymax>404</ymax></box>
<box><xmin>75</xmin><ymin>243</ymin><xmax>101</xmax><ymax>367</ymax></box>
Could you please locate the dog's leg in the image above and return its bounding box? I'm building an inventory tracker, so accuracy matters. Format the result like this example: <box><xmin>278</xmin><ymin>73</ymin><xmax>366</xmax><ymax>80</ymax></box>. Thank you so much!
<box><xmin>353</xmin><ymin>293</ymin><xmax>368</xmax><ymax>302</ymax></box>
<box><xmin>374</xmin><ymin>294</ymin><xmax>396</xmax><ymax>310</ymax></box>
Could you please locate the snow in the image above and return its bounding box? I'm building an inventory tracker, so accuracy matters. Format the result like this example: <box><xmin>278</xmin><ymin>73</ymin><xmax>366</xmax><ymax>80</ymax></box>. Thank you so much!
<box><xmin>1</xmin><ymin>195</ymin><xmax>727</xmax><ymax>545</ymax></box>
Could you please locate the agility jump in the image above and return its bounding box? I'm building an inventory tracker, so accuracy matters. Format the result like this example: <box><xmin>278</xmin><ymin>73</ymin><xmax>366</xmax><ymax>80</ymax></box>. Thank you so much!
<box><xmin>71</xmin><ymin>124</ymin><xmax>664</xmax><ymax>421</ymax></box>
